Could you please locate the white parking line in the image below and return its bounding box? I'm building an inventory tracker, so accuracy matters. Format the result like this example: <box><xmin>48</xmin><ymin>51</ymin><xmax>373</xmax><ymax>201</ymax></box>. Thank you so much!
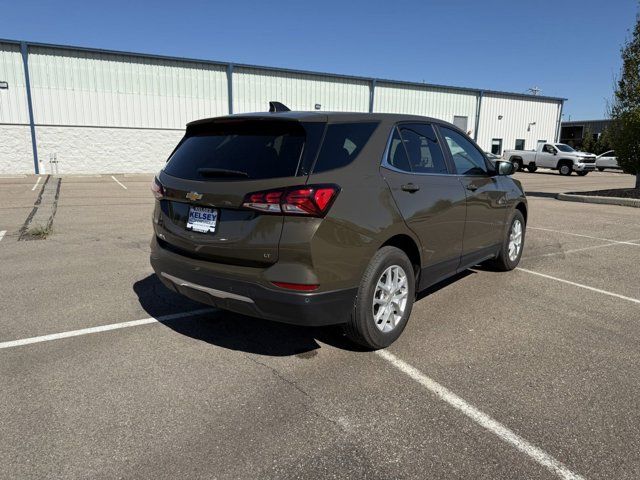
<box><xmin>31</xmin><ymin>176</ymin><xmax>41</xmax><ymax>191</ymax></box>
<box><xmin>523</xmin><ymin>239</ymin><xmax>640</xmax><ymax>259</ymax></box>
<box><xmin>111</xmin><ymin>175</ymin><xmax>128</xmax><ymax>190</ymax></box>
<box><xmin>0</xmin><ymin>230</ymin><xmax>6</xmax><ymax>242</ymax></box>
<box><xmin>0</xmin><ymin>308</ymin><xmax>215</xmax><ymax>350</ymax></box>
<box><xmin>529</xmin><ymin>227</ymin><xmax>640</xmax><ymax>246</ymax></box>
<box><xmin>517</xmin><ymin>268</ymin><xmax>640</xmax><ymax>305</ymax></box>
<box><xmin>376</xmin><ymin>349</ymin><xmax>584</xmax><ymax>480</ymax></box>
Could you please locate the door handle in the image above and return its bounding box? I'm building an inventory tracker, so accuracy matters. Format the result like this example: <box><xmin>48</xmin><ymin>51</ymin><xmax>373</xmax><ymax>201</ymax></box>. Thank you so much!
<box><xmin>401</xmin><ymin>183</ymin><xmax>420</xmax><ymax>193</ymax></box>
<box><xmin>466</xmin><ymin>184</ymin><xmax>478</xmax><ymax>192</ymax></box>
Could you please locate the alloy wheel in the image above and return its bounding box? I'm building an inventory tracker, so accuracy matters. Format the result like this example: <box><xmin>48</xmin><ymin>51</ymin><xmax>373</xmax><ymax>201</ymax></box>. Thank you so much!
<box><xmin>372</xmin><ymin>265</ymin><xmax>408</xmax><ymax>333</ymax></box>
<box><xmin>508</xmin><ymin>219</ymin><xmax>523</xmax><ymax>262</ymax></box>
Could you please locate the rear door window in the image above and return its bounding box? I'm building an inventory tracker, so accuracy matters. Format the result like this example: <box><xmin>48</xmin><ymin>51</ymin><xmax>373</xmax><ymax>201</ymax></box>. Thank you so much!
<box><xmin>164</xmin><ymin>120</ymin><xmax>306</xmax><ymax>180</ymax></box>
<box><xmin>398</xmin><ymin>124</ymin><xmax>448</xmax><ymax>174</ymax></box>
<box><xmin>312</xmin><ymin>122</ymin><xmax>378</xmax><ymax>173</ymax></box>
<box><xmin>387</xmin><ymin>127</ymin><xmax>412</xmax><ymax>172</ymax></box>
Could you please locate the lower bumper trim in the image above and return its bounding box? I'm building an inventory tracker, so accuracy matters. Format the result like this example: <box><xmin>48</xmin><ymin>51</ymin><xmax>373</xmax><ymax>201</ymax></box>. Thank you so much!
<box><xmin>161</xmin><ymin>272</ymin><xmax>254</xmax><ymax>304</ymax></box>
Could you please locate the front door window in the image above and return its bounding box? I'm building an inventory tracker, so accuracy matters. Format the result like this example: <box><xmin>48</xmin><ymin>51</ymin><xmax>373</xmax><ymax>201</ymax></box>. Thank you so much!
<box><xmin>439</xmin><ymin>127</ymin><xmax>489</xmax><ymax>176</ymax></box>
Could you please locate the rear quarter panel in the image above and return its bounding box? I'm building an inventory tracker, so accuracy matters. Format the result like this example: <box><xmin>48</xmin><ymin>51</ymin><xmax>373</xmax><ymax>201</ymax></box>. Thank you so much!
<box><xmin>297</xmin><ymin>120</ymin><xmax>419</xmax><ymax>291</ymax></box>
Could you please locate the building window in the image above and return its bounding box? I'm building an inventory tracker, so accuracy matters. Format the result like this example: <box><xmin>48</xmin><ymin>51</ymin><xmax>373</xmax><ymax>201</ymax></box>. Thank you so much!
<box><xmin>491</xmin><ymin>138</ymin><xmax>503</xmax><ymax>155</ymax></box>
<box><xmin>515</xmin><ymin>139</ymin><xmax>525</xmax><ymax>150</ymax></box>
<box><xmin>453</xmin><ymin>116</ymin><xmax>468</xmax><ymax>132</ymax></box>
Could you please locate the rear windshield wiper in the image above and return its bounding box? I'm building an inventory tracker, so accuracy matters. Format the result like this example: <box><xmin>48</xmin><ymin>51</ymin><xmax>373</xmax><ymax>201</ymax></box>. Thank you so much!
<box><xmin>197</xmin><ymin>168</ymin><xmax>249</xmax><ymax>178</ymax></box>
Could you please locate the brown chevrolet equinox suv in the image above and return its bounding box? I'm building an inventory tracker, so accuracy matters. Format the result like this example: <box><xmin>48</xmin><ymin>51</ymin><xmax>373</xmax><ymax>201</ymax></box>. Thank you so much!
<box><xmin>150</xmin><ymin>103</ymin><xmax>527</xmax><ymax>349</ymax></box>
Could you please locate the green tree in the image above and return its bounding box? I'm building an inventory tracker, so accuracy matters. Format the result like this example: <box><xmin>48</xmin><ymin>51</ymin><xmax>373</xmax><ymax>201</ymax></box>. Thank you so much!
<box><xmin>595</xmin><ymin>127</ymin><xmax>612</xmax><ymax>155</ymax></box>
<box><xmin>610</xmin><ymin>11</ymin><xmax>640</xmax><ymax>189</ymax></box>
<box><xmin>581</xmin><ymin>126</ymin><xmax>596</xmax><ymax>153</ymax></box>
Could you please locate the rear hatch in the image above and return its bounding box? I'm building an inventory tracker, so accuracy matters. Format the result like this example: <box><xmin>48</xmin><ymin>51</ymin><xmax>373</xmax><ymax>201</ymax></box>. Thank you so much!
<box><xmin>156</xmin><ymin>117</ymin><xmax>324</xmax><ymax>267</ymax></box>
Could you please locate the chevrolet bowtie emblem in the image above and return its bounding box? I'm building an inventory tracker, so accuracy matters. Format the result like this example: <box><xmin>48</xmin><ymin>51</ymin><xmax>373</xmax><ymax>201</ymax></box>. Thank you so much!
<box><xmin>185</xmin><ymin>191</ymin><xmax>203</xmax><ymax>201</ymax></box>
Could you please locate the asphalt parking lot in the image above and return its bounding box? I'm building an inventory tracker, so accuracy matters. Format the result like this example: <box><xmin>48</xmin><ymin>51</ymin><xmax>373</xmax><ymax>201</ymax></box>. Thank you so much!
<box><xmin>1</xmin><ymin>169</ymin><xmax>638</xmax><ymax>479</ymax></box>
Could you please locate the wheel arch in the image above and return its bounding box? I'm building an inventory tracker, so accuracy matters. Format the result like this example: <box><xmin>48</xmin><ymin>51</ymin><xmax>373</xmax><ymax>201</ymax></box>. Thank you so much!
<box><xmin>514</xmin><ymin>201</ymin><xmax>527</xmax><ymax>224</ymax></box>
<box><xmin>380</xmin><ymin>234</ymin><xmax>421</xmax><ymax>278</ymax></box>
<box><xmin>557</xmin><ymin>158</ymin><xmax>573</xmax><ymax>167</ymax></box>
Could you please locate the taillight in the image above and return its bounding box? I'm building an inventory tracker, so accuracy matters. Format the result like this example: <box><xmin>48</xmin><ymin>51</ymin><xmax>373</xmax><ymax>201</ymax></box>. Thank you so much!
<box><xmin>242</xmin><ymin>184</ymin><xmax>339</xmax><ymax>217</ymax></box>
<box><xmin>151</xmin><ymin>177</ymin><xmax>164</xmax><ymax>199</ymax></box>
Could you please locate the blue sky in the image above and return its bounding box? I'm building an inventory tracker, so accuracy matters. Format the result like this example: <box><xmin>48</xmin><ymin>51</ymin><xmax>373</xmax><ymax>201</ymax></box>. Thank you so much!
<box><xmin>1</xmin><ymin>0</ymin><xmax>636</xmax><ymax>119</ymax></box>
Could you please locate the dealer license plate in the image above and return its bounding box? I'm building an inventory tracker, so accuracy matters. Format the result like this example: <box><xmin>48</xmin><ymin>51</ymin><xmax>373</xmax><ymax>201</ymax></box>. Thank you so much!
<box><xmin>186</xmin><ymin>206</ymin><xmax>217</xmax><ymax>234</ymax></box>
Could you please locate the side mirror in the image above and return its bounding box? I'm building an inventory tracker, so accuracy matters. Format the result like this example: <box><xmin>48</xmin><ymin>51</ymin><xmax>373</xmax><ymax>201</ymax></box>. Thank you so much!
<box><xmin>495</xmin><ymin>160</ymin><xmax>515</xmax><ymax>176</ymax></box>
<box><xmin>553</xmin><ymin>150</ymin><xmax>557</xmax><ymax>155</ymax></box>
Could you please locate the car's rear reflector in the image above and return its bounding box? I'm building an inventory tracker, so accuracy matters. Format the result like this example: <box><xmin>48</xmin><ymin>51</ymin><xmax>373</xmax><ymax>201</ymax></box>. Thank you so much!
<box><xmin>243</xmin><ymin>184</ymin><xmax>339</xmax><ymax>217</ymax></box>
<box><xmin>271</xmin><ymin>281</ymin><xmax>319</xmax><ymax>291</ymax></box>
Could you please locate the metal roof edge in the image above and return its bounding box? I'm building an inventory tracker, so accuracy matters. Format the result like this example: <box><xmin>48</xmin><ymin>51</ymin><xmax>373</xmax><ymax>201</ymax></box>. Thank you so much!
<box><xmin>561</xmin><ymin>119</ymin><xmax>611</xmax><ymax>124</ymax></box>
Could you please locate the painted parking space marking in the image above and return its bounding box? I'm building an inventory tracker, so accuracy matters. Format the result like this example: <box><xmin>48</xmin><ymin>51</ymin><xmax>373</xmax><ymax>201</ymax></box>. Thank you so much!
<box><xmin>31</xmin><ymin>177</ymin><xmax>41</xmax><ymax>191</ymax></box>
<box><xmin>0</xmin><ymin>308</ymin><xmax>215</xmax><ymax>350</ymax></box>
<box><xmin>0</xmin><ymin>230</ymin><xmax>6</xmax><ymax>242</ymax></box>
<box><xmin>529</xmin><ymin>227</ymin><xmax>640</xmax><ymax>246</ymax></box>
<box><xmin>517</xmin><ymin>268</ymin><xmax>640</xmax><ymax>305</ymax></box>
<box><xmin>523</xmin><ymin>239</ymin><xmax>640</xmax><ymax>259</ymax></box>
<box><xmin>377</xmin><ymin>349</ymin><xmax>585</xmax><ymax>480</ymax></box>
<box><xmin>111</xmin><ymin>175</ymin><xmax>128</xmax><ymax>190</ymax></box>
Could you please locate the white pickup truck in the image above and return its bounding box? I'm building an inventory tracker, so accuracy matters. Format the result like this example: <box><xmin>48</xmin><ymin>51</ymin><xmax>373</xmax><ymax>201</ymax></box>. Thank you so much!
<box><xmin>503</xmin><ymin>143</ymin><xmax>597</xmax><ymax>176</ymax></box>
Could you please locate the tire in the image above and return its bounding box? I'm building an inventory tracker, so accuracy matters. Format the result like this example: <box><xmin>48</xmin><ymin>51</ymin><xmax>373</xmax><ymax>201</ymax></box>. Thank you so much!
<box><xmin>344</xmin><ymin>246</ymin><xmax>415</xmax><ymax>350</ymax></box>
<box><xmin>598</xmin><ymin>167</ymin><xmax>605</xmax><ymax>172</ymax></box>
<box><xmin>527</xmin><ymin>165</ymin><xmax>538</xmax><ymax>173</ymax></box>
<box><xmin>511</xmin><ymin>158</ymin><xmax>523</xmax><ymax>172</ymax></box>
<box><xmin>489</xmin><ymin>210</ymin><xmax>525</xmax><ymax>271</ymax></box>
<box><xmin>559</xmin><ymin>162</ymin><xmax>572</xmax><ymax>176</ymax></box>
<box><xmin>577</xmin><ymin>171</ymin><xmax>589</xmax><ymax>176</ymax></box>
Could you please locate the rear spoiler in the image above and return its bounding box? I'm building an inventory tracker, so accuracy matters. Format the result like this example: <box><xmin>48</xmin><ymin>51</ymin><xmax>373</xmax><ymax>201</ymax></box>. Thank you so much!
<box><xmin>187</xmin><ymin>102</ymin><xmax>330</xmax><ymax>128</ymax></box>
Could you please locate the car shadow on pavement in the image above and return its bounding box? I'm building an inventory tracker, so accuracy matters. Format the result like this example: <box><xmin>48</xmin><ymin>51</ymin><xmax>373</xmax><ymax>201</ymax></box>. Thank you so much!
<box><xmin>133</xmin><ymin>274</ymin><xmax>363</xmax><ymax>356</ymax></box>
<box><xmin>133</xmin><ymin>271</ymin><xmax>475</xmax><ymax>356</ymax></box>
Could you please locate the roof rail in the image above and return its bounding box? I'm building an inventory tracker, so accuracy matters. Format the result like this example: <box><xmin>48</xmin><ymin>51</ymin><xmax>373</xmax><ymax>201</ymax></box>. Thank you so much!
<box><xmin>269</xmin><ymin>101</ymin><xmax>290</xmax><ymax>113</ymax></box>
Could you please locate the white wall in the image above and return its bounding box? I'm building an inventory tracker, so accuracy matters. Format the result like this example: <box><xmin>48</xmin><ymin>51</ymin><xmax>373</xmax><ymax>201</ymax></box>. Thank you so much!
<box><xmin>476</xmin><ymin>93</ymin><xmax>561</xmax><ymax>153</ymax></box>
<box><xmin>1</xmin><ymin>42</ymin><xmax>564</xmax><ymax>174</ymax></box>
<box><xmin>0</xmin><ymin>125</ymin><xmax>33</xmax><ymax>174</ymax></box>
<box><xmin>28</xmin><ymin>47</ymin><xmax>229</xmax><ymax>129</ymax></box>
<box><xmin>233</xmin><ymin>67</ymin><xmax>370</xmax><ymax>113</ymax></box>
<box><xmin>374</xmin><ymin>82</ymin><xmax>478</xmax><ymax>133</ymax></box>
<box><xmin>0</xmin><ymin>43</ymin><xmax>33</xmax><ymax>173</ymax></box>
<box><xmin>34</xmin><ymin>126</ymin><xmax>184</xmax><ymax>174</ymax></box>
<box><xmin>0</xmin><ymin>42</ymin><xmax>29</xmax><ymax>124</ymax></box>
<box><xmin>5</xmin><ymin>47</ymin><xmax>227</xmax><ymax>173</ymax></box>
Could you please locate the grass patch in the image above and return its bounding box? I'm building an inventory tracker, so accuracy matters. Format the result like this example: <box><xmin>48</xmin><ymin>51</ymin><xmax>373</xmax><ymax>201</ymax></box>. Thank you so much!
<box><xmin>27</xmin><ymin>224</ymin><xmax>52</xmax><ymax>239</ymax></box>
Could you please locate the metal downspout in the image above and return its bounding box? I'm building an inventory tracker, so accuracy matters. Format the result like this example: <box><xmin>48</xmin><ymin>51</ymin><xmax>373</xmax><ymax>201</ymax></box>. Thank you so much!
<box><xmin>474</xmin><ymin>90</ymin><xmax>483</xmax><ymax>142</ymax></box>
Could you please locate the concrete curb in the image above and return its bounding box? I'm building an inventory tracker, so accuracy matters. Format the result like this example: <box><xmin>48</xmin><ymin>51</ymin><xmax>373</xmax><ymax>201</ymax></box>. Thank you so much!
<box><xmin>557</xmin><ymin>193</ymin><xmax>640</xmax><ymax>208</ymax></box>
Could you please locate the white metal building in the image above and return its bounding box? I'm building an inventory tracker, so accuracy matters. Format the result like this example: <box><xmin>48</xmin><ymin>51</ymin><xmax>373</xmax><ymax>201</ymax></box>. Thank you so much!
<box><xmin>0</xmin><ymin>40</ymin><xmax>565</xmax><ymax>174</ymax></box>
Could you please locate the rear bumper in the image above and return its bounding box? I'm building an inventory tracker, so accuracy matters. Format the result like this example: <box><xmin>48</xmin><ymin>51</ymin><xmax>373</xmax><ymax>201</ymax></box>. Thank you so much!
<box><xmin>150</xmin><ymin>236</ymin><xmax>356</xmax><ymax>327</ymax></box>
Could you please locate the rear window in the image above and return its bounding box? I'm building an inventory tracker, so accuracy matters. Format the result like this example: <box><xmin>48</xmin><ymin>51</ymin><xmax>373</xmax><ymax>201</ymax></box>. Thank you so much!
<box><xmin>164</xmin><ymin>120</ymin><xmax>306</xmax><ymax>180</ymax></box>
<box><xmin>312</xmin><ymin>122</ymin><xmax>378</xmax><ymax>173</ymax></box>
